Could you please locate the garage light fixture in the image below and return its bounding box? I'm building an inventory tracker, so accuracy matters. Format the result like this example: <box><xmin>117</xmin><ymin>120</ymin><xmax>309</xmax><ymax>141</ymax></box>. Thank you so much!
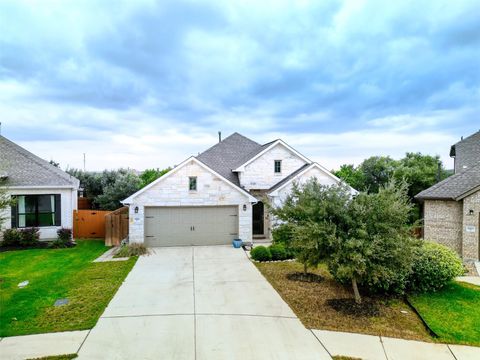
<box><xmin>134</xmin><ymin>206</ymin><xmax>139</xmax><ymax>214</ymax></box>
<box><xmin>468</xmin><ymin>209</ymin><xmax>474</xmax><ymax>215</ymax></box>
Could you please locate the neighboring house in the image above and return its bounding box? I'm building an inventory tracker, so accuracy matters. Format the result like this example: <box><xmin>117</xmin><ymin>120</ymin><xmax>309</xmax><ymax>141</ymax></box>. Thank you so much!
<box><xmin>416</xmin><ymin>130</ymin><xmax>480</xmax><ymax>261</ymax></box>
<box><xmin>0</xmin><ymin>136</ymin><xmax>80</xmax><ymax>239</ymax></box>
<box><xmin>123</xmin><ymin>132</ymin><xmax>351</xmax><ymax>246</ymax></box>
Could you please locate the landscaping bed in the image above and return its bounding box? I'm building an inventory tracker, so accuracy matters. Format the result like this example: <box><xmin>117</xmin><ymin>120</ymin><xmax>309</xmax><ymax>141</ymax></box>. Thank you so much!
<box><xmin>0</xmin><ymin>240</ymin><xmax>136</xmax><ymax>337</ymax></box>
<box><xmin>255</xmin><ymin>261</ymin><xmax>432</xmax><ymax>342</ymax></box>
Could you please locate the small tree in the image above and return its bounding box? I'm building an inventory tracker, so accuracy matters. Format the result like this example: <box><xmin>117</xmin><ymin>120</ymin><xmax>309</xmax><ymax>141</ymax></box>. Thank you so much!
<box><xmin>139</xmin><ymin>167</ymin><xmax>171</xmax><ymax>188</ymax></box>
<box><xmin>0</xmin><ymin>179</ymin><xmax>12</xmax><ymax>232</ymax></box>
<box><xmin>328</xmin><ymin>181</ymin><xmax>416</xmax><ymax>303</ymax></box>
<box><xmin>96</xmin><ymin>170</ymin><xmax>141</xmax><ymax>210</ymax></box>
<box><xmin>271</xmin><ymin>180</ymin><xmax>352</xmax><ymax>274</ymax></box>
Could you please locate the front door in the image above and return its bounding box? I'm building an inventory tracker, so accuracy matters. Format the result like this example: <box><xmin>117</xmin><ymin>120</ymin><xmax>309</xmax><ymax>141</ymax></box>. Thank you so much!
<box><xmin>252</xmin><ymin>201</ymin><xmax>264</xmax><ymax>235</ymax></box>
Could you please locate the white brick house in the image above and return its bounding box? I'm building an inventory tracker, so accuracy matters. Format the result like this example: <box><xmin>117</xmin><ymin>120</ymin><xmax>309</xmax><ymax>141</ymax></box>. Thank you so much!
<box><xmin>123</xmin><ymin>133</ymin><xmax>350</xmax><ymax>246</ymax></box>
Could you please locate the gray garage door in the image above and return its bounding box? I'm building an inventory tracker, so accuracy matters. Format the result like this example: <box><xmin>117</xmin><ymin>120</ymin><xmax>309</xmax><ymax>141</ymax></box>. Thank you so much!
<box><xmin>144</xmin><ymin>206</ymin><xmax>239</xmax><ymax>247</ymax></box>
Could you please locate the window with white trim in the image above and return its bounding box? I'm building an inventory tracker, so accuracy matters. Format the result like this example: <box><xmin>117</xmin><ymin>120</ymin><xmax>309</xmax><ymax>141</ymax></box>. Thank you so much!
<box><xmin>274</xmin><ymin>160</ymin><xmax>282</xmax><ymax>174</ymax></box>
<box><xmin>189</xmin><ymin>176</ymin><xmax>197</xmax><ymax>191</ymax></box>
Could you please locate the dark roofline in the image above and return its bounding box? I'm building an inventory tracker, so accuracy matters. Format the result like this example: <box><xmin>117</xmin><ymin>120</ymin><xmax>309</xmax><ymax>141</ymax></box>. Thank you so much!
<box><xmin>0</xmin><ymin>135</ymin><xmax>79</xmax><ymax>187</ymax></box>
<box><xmin>268</xmin><ymin>163</ymin><xmax>311</xmax><ymax>192</ymax></box>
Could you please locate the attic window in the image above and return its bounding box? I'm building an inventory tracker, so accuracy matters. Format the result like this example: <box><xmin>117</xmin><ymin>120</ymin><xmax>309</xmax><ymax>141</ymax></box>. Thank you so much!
<box><xmin>189</xmin><ymin>176</ymin><xmax>197</xmax><ymax>191</ymax></box>
<box><xmin>274</xmin><ymin>160</ymin><xmax>282</xmax><ymax>174</ymax></box>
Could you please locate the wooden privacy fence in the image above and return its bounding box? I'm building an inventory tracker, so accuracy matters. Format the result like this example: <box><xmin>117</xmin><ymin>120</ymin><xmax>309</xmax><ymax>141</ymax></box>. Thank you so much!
<box><xmin>105</xmin><ymin>206</ymin><xmax>129</xmax><ymax>246</ymax></box>
<box><xmin>73</xmin><ymin>210</ymin><xmax>111</xmax><ymax>238</ymax></box>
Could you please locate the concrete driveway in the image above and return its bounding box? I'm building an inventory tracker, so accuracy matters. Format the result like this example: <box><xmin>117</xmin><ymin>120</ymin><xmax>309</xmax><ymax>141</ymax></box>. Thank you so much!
<box><xmin>78</xmin><ymin>246</ymin><xmax>331</xmax><ymax>359</ymax></box>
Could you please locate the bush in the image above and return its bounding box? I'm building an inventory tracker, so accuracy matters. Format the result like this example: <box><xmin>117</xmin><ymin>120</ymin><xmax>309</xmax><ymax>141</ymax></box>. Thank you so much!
<box><xmin>272</xmin><ymin>224</ymin><xmax>294</xmax><ymax>246</ymax></box>
<box><xmin>269</xmin><ymin>244</ymin><xmax>288</xmax><ymax>261</ymax></box>
<box><xmin>18</xmin><ymin>227</ymin><xmax>40</xmax><ymax>246</ymax></box>
<box><xmin>250</xmin><ymin>245</ymin><xmax>272</xmax><ymax>261</ymax></box>
<box><xmin>50</xmin><ymin>228</ymin><xmax>75</xmax><ymax>248</ymax></box>
<box><xmin>57</xmin><ymin>228</ymin><xmax>72</xmax><ymax>241</ymax></box>
<box><xmin>1</xmin><ymin>229</ymin><xmax>22</xmax><ymax>246</ymax></box>
<box><xmin>408</xmin><ymin>241</ymin><xmax>464</xmax><ymax>293</ymax></box>
<box><xmin>114</xmin><ymin>243</ymin><xmax>150</xmax><ymax>258</ymax></box>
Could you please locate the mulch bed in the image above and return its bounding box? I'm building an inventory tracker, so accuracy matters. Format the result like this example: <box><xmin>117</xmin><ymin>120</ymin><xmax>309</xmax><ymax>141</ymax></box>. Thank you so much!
<box><xmin>326</xmin><ymin>298</ymin><xmax>380</xmax><ymax>317</ymax></box>
<box><xmin>286</xmin><ymin>272</ymin><xmax>324</xmax><ymax>283</ymax></box>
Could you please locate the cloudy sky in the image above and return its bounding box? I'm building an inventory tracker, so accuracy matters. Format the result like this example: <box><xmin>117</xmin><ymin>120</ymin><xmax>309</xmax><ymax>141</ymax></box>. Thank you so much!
<box><xmin>1</xmin><ymin>0</ymin><xmax>479</xmax><ymax>171</ymax></box>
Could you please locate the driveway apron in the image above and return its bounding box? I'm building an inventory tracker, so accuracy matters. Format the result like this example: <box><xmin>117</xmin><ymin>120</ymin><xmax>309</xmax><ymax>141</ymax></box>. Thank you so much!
<box><xmin>78</xmin><ymin>246</ymin><xmax>331</xmax><ymax>359</ymax></box>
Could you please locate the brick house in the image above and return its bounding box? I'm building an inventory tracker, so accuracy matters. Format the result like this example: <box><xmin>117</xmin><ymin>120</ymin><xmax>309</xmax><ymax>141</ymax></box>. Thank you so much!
<box><xmin>416</xmin><ymin>131</ymin><xmax>480</xmax><ymax>261</ymax></box>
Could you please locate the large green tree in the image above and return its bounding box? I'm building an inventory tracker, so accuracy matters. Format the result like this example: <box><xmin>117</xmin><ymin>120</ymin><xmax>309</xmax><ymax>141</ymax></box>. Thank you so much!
<box><xmin>139</xmin><ymin>167</ymin><xmax>171</xmax><ymax>188</ymax></box>
<box><xmin>95</xmin><ymin>170</ymin><xmax>141</xmax><ymax>210</ymax></box>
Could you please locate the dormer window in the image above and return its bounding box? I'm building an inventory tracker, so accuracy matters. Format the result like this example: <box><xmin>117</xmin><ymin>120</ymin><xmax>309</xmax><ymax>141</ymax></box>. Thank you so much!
<box><xmin>274</xmin><ymin>160</ymin><xmax>282</xmax><ymax>174</ymax></box>
<box><xmin>189</xmin><ymin>176</ymin><xmax>197</xmax><ymax>191</ymax></box>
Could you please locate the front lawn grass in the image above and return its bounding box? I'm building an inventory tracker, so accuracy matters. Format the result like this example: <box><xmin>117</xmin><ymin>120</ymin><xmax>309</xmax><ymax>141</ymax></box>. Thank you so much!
<box><xmin>256</xmin><ymin>261</ymin><xmax>432</xmax><ymax>341</ymax></box>
<box><xmin>0</xmin><ymin>240</ymin><xmax>136</xmax><ymax>337</ymax></box>
<box><xmin>408</xmin><ymin>281</ymin><xmax>480</xmax><ymax>346</ymax></box>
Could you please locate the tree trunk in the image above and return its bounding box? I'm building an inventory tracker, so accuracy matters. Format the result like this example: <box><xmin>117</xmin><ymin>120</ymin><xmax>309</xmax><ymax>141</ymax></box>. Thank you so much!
<box><xmin>303</xmin><ymin>262</ymin><xmax>308</xmax><ymax>275</ymax></box>
<box><xmin>352</xmin><ymin>278</ymin><xmax>362</xmax><ymax>304</ymax></box>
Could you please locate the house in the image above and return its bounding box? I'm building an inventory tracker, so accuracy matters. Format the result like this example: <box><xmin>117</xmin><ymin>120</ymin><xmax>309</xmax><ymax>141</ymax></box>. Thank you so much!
<box><xmin>416</xmin><ymin>130</ymin><xmax>480</xmax><ymax>261</ymax></box>
<box><xmin>123</xmin><ymin>132</ymin><xmax>350</xmax><ymax>246</ymax></box>
<box><xmin>0</xmin><ymin>135</ymin><xmax>80</xmax><ymax>239</ymax></box>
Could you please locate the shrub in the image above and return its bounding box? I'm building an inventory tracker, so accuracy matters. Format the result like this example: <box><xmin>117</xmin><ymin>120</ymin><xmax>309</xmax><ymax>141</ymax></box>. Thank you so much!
<box><xmin>272</xmin><ymin>223</ymin><xmax>294</xmax><ymax>246</ymax></box>
<box><xmin>114</xmin><ymin>243</ymin><xmax>150</xmax><ymax>258</ymax></box>
<box><xmin>57</xmin><ymin>228</ymin><xmax>72</xmax><ymax>241</ymax></box>
<box><xmin>269</xmin><ymin>244</ymin><xmax>288</xmax><ymax>261</ymax></box>
<box><xmin>407</xmin><ymin>241</ymin><xmax>464</xmax><ymax>293</ymax></box>
<box><xmin>1</xmin><ymin>228</ymin><xmax>22</xmax><ymax>246</ymax></box>
<box><xmin>250</xmin><ymin>245</ymin><xmax>272</xmax><ymax>261</ymax></box>
<box><xmin>50</xmin><ymin>228</ymin><xmax>74</xmax><ymax>248</ymax></box>
<box><xmin>18</xmin><ymin>227</ymin><xmax>40</xmax><ymax>246</ymax></box>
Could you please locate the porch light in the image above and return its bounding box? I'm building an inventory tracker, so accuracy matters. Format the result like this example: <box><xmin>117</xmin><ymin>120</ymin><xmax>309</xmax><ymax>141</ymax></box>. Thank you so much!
<box><xmin>134</xmin><ymin>206</ymin><xmax>139</xmax><ymax>214</ymax></box>
<box><xmin>243</xmin><ymin>204</ymin><xmax>247</xmax><ymax>211</ymax></box>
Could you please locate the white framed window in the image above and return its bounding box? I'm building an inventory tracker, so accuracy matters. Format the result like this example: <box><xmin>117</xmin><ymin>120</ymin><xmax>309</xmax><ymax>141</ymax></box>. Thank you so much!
<box><xmin>189</xmin><ymin>176</ymin><xmax>197</xmax><ymax>191</ymax></box>
<box><xmin>274</xmin><ymin>160</ymin><xmax>282</xmax><ymax>174</ymax></box>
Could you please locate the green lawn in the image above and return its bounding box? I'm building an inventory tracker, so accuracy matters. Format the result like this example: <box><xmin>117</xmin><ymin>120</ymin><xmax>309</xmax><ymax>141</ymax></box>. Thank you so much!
<box><xmin>408</xmin><ymin>281</ymin><xmax>480</xmax><ymax>346</ymax></box>
<box><xmin>0</xmin><ymin>240</ymin><xmax>136</xmax><ymax>337</ymax></box>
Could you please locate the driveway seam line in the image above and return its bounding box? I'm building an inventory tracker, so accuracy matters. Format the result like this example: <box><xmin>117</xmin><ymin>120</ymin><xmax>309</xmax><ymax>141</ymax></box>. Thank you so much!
<box><xmin>192</xmin><ymin>246</ymin><xmax>197</xmax><ymax>360</ymax></box>
<box><xmin>447</xmin><ymin>344</ymin><xmax>458</xmax><ymax>360</ymax></box>
<box><xmin>309</xmin><ymin>329</ymin><xmax>333</xmax><ymax>359</ymax></box>
<box><xmin>76</xmin><ymin>329</ymin><xmax>92</xmax><ymax>355</ymax></box>
<box><xmin>379</xmin><ymin>336</ymin><xmax>389</xmax><ymax>360</ymax></box>
<box><xmin>101</xmin><ymin>313</ymin><xmax>298</xmax><ymax>319</ymax></box>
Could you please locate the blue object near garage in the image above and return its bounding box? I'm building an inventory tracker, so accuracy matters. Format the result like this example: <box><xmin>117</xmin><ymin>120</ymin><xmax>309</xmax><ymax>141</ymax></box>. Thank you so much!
<box><xmin>232</xmin><ymin>239</ymin><xmax>243</xmax><ymax>248</ymax></box>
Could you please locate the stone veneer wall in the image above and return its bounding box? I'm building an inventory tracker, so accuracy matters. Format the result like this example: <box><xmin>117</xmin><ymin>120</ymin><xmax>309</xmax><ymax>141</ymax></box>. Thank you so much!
<box><xmin>423</xmin><ymin>200</ymin><xmax>463</xmax><ymax>255</ymax></box>
<box><xmin>128</xmin><ymin>159</ymin><xmax>252</xmax><ymax>244</ymax></box>
<box><xmin>240</xmin><ymin>143</ymin><xmax>308</xmax><ymax>190</ymax></box>
<box><xmin>462</xmin><ymin>190</ymin><xmax>480</xmax><ymax>260</ymax></box>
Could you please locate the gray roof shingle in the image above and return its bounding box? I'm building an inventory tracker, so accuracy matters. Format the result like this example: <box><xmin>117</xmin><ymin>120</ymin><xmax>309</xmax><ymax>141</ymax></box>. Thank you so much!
<box><xmin>415</xmin><ymin>163</ymin><xmax>480</xmax><ymax>200</ymax></box>
<box><xmin>450</xmin><ymin>130</ymin><xmax>480</xmax><ymax>173</ymax></box>
<box><xmin>196</xmin><ymin>133</ymin><xmax>263</xmax><ymax>186</ymax></box>
<box><xmin>0</xmin><ymin>135</ymin><xmax>79</xmax><ymax>188</ymax></box>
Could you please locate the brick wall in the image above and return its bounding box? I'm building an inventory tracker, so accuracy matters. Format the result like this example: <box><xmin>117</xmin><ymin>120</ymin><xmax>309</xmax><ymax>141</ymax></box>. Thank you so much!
<box><xmin>462</xmin><ymin>190</ymin><xmax>480</xmax><ymax>260</ymax></box>
<box><xmin>423</xmin><ymin>199</ymin><xmax>463</xmax><ymax>255</ymax></box>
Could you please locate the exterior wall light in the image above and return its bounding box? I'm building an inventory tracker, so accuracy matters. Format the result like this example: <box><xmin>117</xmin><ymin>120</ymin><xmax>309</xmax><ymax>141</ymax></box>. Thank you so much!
<box><xmin>134</xmin><ymin>206</ymin><xmax>139</xmax><ymax>214</ymax></box>
<box><xmin>243</xmin><ymin>204</ymin><xmax>247</xmax><ymax>211</ymax></box>
<box><xmin>468</xmin><ymin>209</ymin><xmax>474</xmax><ymax>215</ymax></box>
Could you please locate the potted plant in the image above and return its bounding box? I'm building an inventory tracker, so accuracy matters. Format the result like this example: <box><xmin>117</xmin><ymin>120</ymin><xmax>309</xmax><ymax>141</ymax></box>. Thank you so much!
<box><xmin>232</xmin><ymin>238</ymin><xmax>243</xmax><ymax>248</ymax></box>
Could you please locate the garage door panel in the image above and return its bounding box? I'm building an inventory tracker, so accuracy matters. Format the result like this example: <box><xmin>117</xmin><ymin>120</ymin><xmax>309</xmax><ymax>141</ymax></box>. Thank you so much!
<box><xmin>144</xmin><ymin>206</ymin><xmax>239</xmax><ymax>247</ymax></box>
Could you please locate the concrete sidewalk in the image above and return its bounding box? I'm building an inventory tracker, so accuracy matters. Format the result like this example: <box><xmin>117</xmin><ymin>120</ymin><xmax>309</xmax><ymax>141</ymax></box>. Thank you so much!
<box><xmin>313</xmin><ymin>329</ymin><xmax>480</xmax><ymax>360</ymax></box>
<box><xmin>0</xmin><ymin>330</ymin><xmax>88</xmax><ymax>360</ymax></box>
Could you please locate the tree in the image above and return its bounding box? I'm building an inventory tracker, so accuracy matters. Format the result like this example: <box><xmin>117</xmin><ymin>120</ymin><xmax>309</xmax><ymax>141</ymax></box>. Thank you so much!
<box><xmin>0</xmin><ymin>179</ymin><xmax>11</xmax><ymax>231</ymax></box>
<box><xmin>328</xmin><ymin>181</ymin><xmax>416</xmax><ymax>303</ymax></box>
<box><xmin>333</xmin><ymin>164</ymin><xmax>363</xmax><ymax>190</ymax></box>
<box><xmin>271</xmin><ymin>180</ymin><xmax>352</xmax><ymax>274</ymax></box>
<box><xmin>95</xmin><ymin>170</ymin><xmax>141</xmax><ymax>210</ymax></box>
<box><xmin>66</xmin><ymin>169</ymin><xmax>103</xmax><ymax>208</ymax></box>
<box><xmin>139</xmin><ymin>167</ymin><xmax>171</xmax><ymax>188</ymax></box>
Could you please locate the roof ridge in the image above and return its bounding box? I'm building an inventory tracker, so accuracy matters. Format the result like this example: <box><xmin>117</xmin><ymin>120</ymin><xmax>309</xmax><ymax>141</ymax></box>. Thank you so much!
<box><xmin>0</xmin><ymin>135</ymin><xmax>78</xmax><ymax>186</ymax></box>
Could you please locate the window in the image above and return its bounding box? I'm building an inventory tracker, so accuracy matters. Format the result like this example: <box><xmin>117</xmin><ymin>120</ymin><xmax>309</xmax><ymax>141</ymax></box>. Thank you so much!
<box><xmin>11</xmin><ymin>194</ymin><xmax>61</xmax><ymax>228</ymax></box>
<box><xmin>274</xmin><ymin>160</ymin><xmax>282</xmax><ymax>174</ymax></box>
<box><xmin>189</xmin><ymin>177</ymin><xmax>197</xmax><ymax>191</ymax></box>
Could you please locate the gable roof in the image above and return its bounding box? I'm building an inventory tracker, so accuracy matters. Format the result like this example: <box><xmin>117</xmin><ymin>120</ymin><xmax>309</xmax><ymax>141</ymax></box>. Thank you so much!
<box><xmin>268</xmin><ymin>162</ymin><xmax>358</xmax><ymax>196</ymax></box>
<box><xmin>233</xmin><ymin>139</ymin><xmax>311</xmax><ymax>172</ymax></box>
<box><xmin>0</xmin><ymin>135</ymin><xmax>79</xmax><ymax>188</ymax></box>
<box><xmin>122</xmin><ymin>156</ymin><xmax>257</xmax><ymax>204</ymax></box>
<box><xmin>196</xmin><ymin>132</ymin><xmax>263</xmax><ymax>186</ymax></box>
<box><xmin>415</xmin><ymin>163</ymin><xmax>480</xmax><ymax>201</ymax></box>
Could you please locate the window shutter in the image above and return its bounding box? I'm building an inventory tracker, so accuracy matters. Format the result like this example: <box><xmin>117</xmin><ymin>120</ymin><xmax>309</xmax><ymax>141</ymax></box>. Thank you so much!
<box><xmin>10</xmin><ymin>195</ymin><xmax>17</xmax><ymax>228</ymax></box>
<box><xmin>54</xmin><ymin>194</ymin><xmax>61</xmax><ymax>226</ymax></box>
